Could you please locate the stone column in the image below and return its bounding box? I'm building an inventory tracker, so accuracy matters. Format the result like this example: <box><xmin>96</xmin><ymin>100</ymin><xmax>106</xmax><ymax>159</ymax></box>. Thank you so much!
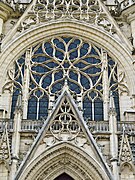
<box><xmin>22</xmin><ymin>48</ymin><xmax>31</xmax><ymax>119</ymax></box>
<box><xmin>109</xmin><ymin>92</ymin><xmax>119</xmax><ymax>180</ymax></box>
<box><xmin>0</xmin><ymin>1</ymin><xmax>14</xmax><ymax>51</ymax></box>
<box><xmin>0</xmin><ymin>90</ymin><xmax>12</xmax><ymax>118</ymax></box>
<box><xmin>10</xmin><ymin>93</ymin><xmax>22</xmax><ymax>180</ymax></box>
<box><xmin>48</xmin><ymin>94</ymin><xmax>55</xmax><ymax>115</ymax></box>
<box><xmin>0</xmin><ymin>17</ymin><xmax>4</xmax><ymax>53</ymax></box>
<box><xmin>102</xmin><ymin>50</ymin><xmax>109</xmax><ymax>121</ymax></box>
<box><xmin>0</xmin><ymin>2</ymin><xmax>14</xmax><ymax>35</ymax></box>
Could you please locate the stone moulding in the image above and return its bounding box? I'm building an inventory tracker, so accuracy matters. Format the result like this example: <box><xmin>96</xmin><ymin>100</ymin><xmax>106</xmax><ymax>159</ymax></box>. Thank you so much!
<box><xmin>16</xmin><ymin>142</ymin><xmax>111</xmax><ymax>180</ymax></box>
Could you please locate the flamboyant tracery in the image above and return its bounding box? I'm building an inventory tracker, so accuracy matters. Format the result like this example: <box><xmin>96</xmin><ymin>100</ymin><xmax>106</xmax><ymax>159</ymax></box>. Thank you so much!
<box><xmin>3</xmin><ymin>36</ymin><xmax>128</xmax><ymax>121</ymax></box>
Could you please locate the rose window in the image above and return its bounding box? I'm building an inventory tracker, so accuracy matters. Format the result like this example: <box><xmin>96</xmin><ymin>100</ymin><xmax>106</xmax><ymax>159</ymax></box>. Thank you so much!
<box><xmin>5</xmin><ymin>37</ymin><xmax>121</xmax><ymax>121</ymax></box>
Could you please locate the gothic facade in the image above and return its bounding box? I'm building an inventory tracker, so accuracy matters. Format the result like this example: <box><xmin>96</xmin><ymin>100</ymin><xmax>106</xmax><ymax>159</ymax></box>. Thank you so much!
<box><xmin>0</xmin><ymin>0</ymin><xmax>135</xmax><ymax>180</ymax></box>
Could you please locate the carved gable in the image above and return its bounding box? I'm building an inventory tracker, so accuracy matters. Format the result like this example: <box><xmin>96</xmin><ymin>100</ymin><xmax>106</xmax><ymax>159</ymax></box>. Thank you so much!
<box><xmin>119</xmin><ymin>130</ymin><xmax>133</xmax><ymax>164</ymax></box>
<box><xmin>15</xmin><ymin>88</ymin><xmax>113</xmax><ymax>180</ymax></box>
<box><xmin>0</xmin><ymin>122</ymin><xmax>11</xmax><ymax>168</ymax></box>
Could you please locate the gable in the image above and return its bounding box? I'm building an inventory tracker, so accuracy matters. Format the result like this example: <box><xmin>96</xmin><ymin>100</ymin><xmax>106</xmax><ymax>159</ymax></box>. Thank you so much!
<box><xmin>15</xmin><ymin>87</ymin><xmax>113</xmax><ymax>180</ymax></box>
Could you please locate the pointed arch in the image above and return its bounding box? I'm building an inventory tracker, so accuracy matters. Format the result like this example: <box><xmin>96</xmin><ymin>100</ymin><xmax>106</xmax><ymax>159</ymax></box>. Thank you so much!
<box><xmin>120</xmin><ymin>162</ymin><xmax>135</xmax><ymax>180</ymax></box>
<box><xmin>16</xmin><ymin>142</ymin><xmax>111</xmax><ymax>180</ymax></box>
<box><xmin>0</xmin><ymin>162</ymin><xmax>9</xmax><ymax>179</ymax></box>
<box><xmin>120</xmin><ymin>162</ymin><xmax>135</xmax><ymax>172</ymax></box>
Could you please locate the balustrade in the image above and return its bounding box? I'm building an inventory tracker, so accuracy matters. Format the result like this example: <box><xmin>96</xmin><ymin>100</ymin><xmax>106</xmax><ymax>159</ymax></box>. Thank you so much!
<box><xmin>0</xmin><ymin>0</ymin><xmax>135</xmax><ymax>14</ymax></box>
<box><xmin>21</xmin><ymin>119</ymin><xmax>44</xmax><ymax>131</ymax></box>
<box><xmin>86</xmin><ymin>121</ymin><xmax>110</xmax><ymax>132</ymax></box>
<box><xmin>117</xmin><ymin>121</ymin><xmax>135</xmax><ymax>133</ymax></box>
<box><xmin>0</xmin><ymin>118</ymin><xmax>13</xmax><ymax>131</ymax></box>
<box><xmin>0</xmin><ymin>118</ymin><xmax>135</xmax><ymax>134</ymax></box>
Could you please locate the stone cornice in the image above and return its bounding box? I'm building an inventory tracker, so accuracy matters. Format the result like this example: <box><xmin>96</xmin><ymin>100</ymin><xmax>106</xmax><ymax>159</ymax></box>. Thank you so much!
<box><xmin>0</xmin><ymin>2</ymin><xmax>14</xmax><ymax>21</ymax></box>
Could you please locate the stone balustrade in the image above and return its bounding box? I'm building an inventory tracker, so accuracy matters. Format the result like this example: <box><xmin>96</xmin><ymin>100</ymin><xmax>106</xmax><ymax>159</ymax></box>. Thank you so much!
<box><xmin>21</xmin><ymin>119</ymin><xmax>44</xmax><ymax>131</ymax></box>
<box><xmin>117</xmin><ymin>121</ymin><xmax>135</xmax><ymax>133</ymax></box>
<box><xmin>19</xmin><ymin>120</ymin><xmax>135</xmax><ymax>134</ymax></box>
<box><xmin>86</xmin><ymin>121</ymin><xmax>110</xmax><ymax>133</ymax></box>
<box><xmin>0</xmin><ymin>118</ymin><xmax>13</xmax><ymax>131</ymax></box>
<box><xmin>0</xmin><ymin>118</ymin><xmax>135</xmax><ymax>134</ymax></box>
<box><xmin>0</xmin><ymin>0</ymin><xmax>135</xmax><ymax>17</ymax></box>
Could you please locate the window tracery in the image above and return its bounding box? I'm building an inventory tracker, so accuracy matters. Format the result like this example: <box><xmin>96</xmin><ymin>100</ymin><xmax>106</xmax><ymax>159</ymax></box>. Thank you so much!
<box><xmin>3</xmin><ymin>37</ymin><xmax>128</xmax><ymax>121</ymax></box>
<box><xmin>18</xmin><ymin>0</ymin><xmax>116</xmax><ymax>35</ymax></box>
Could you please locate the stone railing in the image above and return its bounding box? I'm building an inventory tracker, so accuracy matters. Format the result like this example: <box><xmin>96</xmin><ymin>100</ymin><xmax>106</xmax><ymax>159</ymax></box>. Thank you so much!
<box><xmin>20</xmin><ymin>120</ymin><xmax>110</xmax><ymax>133</ymax></box>
<box><xmin>21</xmin><ymin>119</ymin><xmax>44</xmax><ymax>131</ymax></box>
<box><xmin>117</xmin><ymin>121</ymin><xmax>135</xmax><ymax>133</ymax></box>
<box><xmin>86</xmin><ymin>121</ymin><xmax>110</xmax><ymax>133</ymax></box>
<box><xmin>0</xmin><ymin>118</ymin><xmax>135</xmax><ymax>134</ymax></box>
<box><xmin>1</xmin><ymin>0</ymin><xmax>135</xmax><ymax>15</ymax></box>
<box><xmin>0</xmin><ymin>118</ymin><xmax>13</xmax><ymax>131</ymax></box>
<box><xmin>87</xmin><ymin>121</ymin><xmax>135</xmax><ymax>134</ymax></box>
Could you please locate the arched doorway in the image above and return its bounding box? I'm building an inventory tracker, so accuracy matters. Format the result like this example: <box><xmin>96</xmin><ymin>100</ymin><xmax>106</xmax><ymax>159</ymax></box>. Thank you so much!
<box><xmin>54</xmin><ymin>173</ymin><xmax>74</xmax><ymax>180</ymax></box>
<box><xmin>15</xmin><ymin>142</ymin><xmax>113</xmax><ymax>180</ymax></box>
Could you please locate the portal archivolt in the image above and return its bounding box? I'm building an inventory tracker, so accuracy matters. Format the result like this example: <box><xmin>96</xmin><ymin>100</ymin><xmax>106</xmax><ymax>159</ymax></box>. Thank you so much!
<box><xmin>17</xmin><ymin>143</ymin><xmax>109</xmax><ymax>180</ymax></box>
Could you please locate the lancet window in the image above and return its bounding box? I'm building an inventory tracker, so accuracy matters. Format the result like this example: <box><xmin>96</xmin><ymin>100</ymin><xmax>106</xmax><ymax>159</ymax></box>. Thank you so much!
<box><xmin>4</xmin><ymin>37</ymin><xmax>123</xmax><ymax>121</ymax></box>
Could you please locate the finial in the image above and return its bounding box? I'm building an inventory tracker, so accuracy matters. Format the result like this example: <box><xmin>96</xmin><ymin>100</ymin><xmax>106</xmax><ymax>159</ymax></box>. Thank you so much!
<box><xmin>63</xmin><ymin>74</ymin><xmax>69</xmax><ymax>90</ymax></box>
<box><xmin>16</xmin><ymin>91</ymin><xmax>22</xmax><ymax>110</ymax></box>
<box><xmin>109</xmin><ymin>91</ymin><xmax>115</xmax><ymax>110</ymax></box>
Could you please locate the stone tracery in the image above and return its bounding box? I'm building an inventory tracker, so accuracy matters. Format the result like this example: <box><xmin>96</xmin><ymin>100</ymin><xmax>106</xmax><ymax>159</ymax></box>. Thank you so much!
<box><xmin>3</xmin><ymin>36</ymin><xmax>128</xmax><ymax>121</ymax></box>
<box><xmin>0</xmin><ymin>1</ymin><xmax>135</xmax><ymax>180</ymax></box>
<box><xmin>19</xmin><ymin>0</ymin><xmax>115</xmax><ymax>34</ymax></box>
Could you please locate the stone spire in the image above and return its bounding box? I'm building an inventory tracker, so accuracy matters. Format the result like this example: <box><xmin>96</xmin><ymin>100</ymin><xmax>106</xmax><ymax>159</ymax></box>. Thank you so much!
<box><xmin>119</xmin><ymin>127</ymin><xmax>133</xmax><ymax>164</ymax></box>
<box><xmin>0</xmin><ymin>122</ymin><xmax>11</xmax><ymax>167</ymax></box>
<box><xmin>109</xmin><ymin>91</ymin><xmax>117</xmax><ymax>118</ymax></box>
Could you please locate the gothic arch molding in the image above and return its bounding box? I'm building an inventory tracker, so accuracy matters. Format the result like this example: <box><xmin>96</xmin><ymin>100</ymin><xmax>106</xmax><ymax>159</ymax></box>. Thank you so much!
<box><xmin>16</xmin><ymin>142</ymin><xmax>111</xmax><ymax>180</ymax></box>
<box><xmin>0</xmin><ymin>20</ymin><xmax>135</xmax><ymax>94</ymax></box>
<box><xmin>120</xmin><ymin>162</ymin><xmax>135</xmax><ymax>180</ymax></box>
<box><xmin>120</xmin><ymin>162</ymin><xmax>135</xmax><ymax>173</ymax></box>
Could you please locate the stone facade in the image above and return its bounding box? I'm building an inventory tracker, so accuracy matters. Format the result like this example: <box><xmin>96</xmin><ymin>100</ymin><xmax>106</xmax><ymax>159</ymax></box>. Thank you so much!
<box><xmin>0</xmin><ymin>0</ymin><xmax>135</xmax><ymax>180</ymax></box>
